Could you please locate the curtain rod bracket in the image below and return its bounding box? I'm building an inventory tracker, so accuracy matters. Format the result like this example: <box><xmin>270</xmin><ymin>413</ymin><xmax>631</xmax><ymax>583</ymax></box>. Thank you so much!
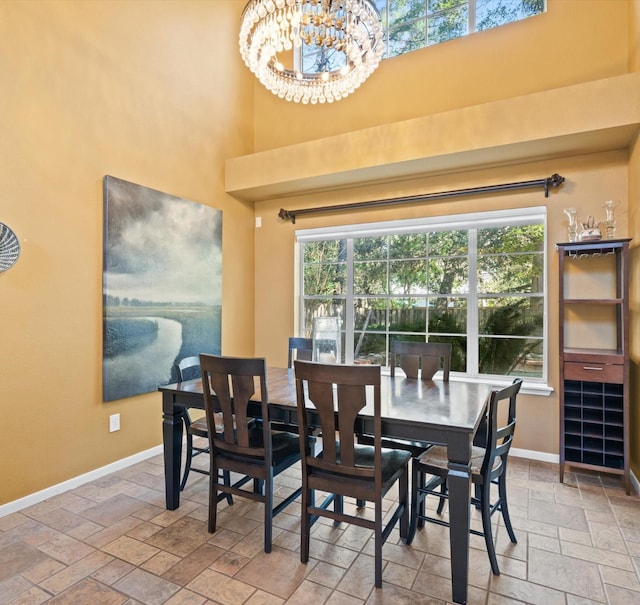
<box><xmin>278</xmin><ymin>208</ymin><xmax>295</xmax><ymax>223</ymax></box>
<box><xmin>545</xmin><ymin>173</ymin><xmax>565</xmax><ymax>197</ymax></box>
<box><xmin>279</xmin><ymin>173</ymin><xmax>565</xmax><ymax>223</ymax></box>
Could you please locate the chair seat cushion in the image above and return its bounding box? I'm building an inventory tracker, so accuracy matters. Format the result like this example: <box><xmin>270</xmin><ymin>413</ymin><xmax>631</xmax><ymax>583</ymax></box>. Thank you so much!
<box><xmin>189</xmin><ymin>415</ymin><xmax>224</xmax><ymax>437</ymax></box>
<box><xmin>417</xmin><ymin>445</ymin><xmax>486</xmax><ymax>475</ymax></box>
<box><xmin>318</xmin><ymin>443</ymin><xmax>410</xmax><ymax>484</ymax></box>
<box><xmin>217</xmin><ymin>428</ymin><xmax>312</xmax><ymax>467</ymax></box>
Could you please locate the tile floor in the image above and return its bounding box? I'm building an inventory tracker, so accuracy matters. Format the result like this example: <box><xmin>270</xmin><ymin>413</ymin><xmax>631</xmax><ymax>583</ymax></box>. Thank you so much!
<box><xmin>1</xmin><ymin>449</ymin><xmax>639</xmax><ymax>605</ymax></box>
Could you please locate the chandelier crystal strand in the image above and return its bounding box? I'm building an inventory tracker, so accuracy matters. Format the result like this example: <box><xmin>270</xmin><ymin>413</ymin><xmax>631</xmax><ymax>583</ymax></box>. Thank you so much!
<box><xmin>239</xmin><ymin>0</ymin><xmax>383</xmax><ymax>104</ymax></box>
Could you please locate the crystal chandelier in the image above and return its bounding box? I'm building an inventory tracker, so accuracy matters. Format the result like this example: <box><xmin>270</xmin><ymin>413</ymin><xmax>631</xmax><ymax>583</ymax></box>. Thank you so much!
<box><xmin>239</xmin><ymin>0</ymin><xmax>384</xmax><ymax>104</ymax></box>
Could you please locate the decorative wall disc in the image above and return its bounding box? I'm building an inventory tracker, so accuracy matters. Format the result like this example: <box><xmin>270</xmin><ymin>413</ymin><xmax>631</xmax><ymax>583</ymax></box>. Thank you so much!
<box><xmin>0</xmin><ymin>222</ymin><xmax>20</xmax><ymax>272</ymax></box>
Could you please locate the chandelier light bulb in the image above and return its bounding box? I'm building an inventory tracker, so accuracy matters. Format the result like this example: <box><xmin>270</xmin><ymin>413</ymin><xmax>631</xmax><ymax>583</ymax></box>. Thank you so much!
<box><xmin>239</xmin><ymin>0</ymin><xmax>384</xmax><ymax>104</ymax></box>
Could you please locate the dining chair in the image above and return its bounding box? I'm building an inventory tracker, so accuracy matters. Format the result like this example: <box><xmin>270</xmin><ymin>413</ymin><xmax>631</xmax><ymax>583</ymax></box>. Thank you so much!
<box><xmin>389</xmin><ymin>340</ymin><xmax>451</xmax><ymax>380</ymax></box>
<box><xmin>174</xmin><ymin>357</ymin><xmax>233</xmax><ymax>504</ymax></box>
<box><xmin>406</xmin><ymin>377</ymin><xmax>523</xmax><ymax>575</ymax></box>
<box><xmin>200</xmin><ymin>354</ymin><xmax>315</xmax><ymax>553</ymax></box>
<box><xmin>293</xmin><ymin>360</ymin><xmax>411</xmax><ymax>588</ymax></box>
<box><xmin>359</xmin><ymin>341</ymin><xmax>453</xmax><ymax>457</ymax></box>
<box><xmin>287</xmin><ymin>337</ymin><xmax>313</xmax><ymax>368</ymax></box>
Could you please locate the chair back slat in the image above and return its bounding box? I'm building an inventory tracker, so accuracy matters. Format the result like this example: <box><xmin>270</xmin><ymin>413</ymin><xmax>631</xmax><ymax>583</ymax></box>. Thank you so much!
<box><xmin>294</xmin><ymin>361</ymin><xmax>380</xmax><ymax>481</ymax></box>
<box><xmin>481</xmin><ymin>378</ymin><xmax>522</xmax><ymax>478</ymax></box>
<box><xmin>390</xmin><ymin>341</ymin><xmax>451</xmax><ymax>381</ymax></box>
<box><xmin>200</xmin><ymin>354</ymin><xmax>270</xmax><ymax>459</ymax></box>
<box><xmin>176</xmin><ymin>356</ymin><xmax>200</xmax><ymax>381</ymax></box>
<box><xmin>288</xmin><ymin>337</ymin><xmax>313</xmax><ymax>367</ymax></box>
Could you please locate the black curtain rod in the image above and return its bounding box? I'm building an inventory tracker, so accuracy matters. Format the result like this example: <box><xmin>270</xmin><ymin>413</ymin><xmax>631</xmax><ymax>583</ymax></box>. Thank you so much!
<box><xmin>278</xmin><ymin>173</ymin><xmax>565</xmax><ymax>223</ymax></box>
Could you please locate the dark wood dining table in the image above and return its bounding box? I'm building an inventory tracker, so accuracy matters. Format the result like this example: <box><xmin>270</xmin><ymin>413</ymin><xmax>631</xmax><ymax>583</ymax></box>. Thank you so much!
<box><xmin>159</xmin><ymin>366</ymin><xmax>490</xmax><ymax>605</ymax></box>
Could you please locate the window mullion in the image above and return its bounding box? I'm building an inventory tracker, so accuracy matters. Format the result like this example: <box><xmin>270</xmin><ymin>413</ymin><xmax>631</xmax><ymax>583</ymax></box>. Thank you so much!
<box><xmin>344</xmin><ymin>239</ymin><xmax>355</xmax><ymax>363</ymax></box>
<box><xmin>467</xmin><ymin>229</ymin><xmax>479</xmax><ymax>375</ymax></box>
<box><xmin>469</xmin><ymin>0</ymin><xmax>476</xmax><ymax>34</ymax></box>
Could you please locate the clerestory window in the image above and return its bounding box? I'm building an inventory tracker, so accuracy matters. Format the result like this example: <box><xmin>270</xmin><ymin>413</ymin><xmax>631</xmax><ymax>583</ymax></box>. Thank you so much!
<box><xmin>301</xmin><ymin>0</ymin><xmax>546</xmax><ymax>72</ymax></box>
<box><xmin>296</xmin><ymin>207</ymin><xmax>548</xmax><ymax>384</ymax></box>
<box><xmin>378</xmin><ymin>0</ymin><xmax>546</xmax><ymax>58</ymax></box>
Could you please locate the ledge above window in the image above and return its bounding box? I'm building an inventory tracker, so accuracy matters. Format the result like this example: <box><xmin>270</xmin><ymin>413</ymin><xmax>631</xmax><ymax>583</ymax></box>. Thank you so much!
<box><xmin>225</xmin><ymin>73</ymin><xmax>640</xmax><ymax>203</ymax></box>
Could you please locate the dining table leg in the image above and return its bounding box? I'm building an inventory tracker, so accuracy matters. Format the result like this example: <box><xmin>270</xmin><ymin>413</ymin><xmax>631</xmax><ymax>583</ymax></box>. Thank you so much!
<box><xmin>163</xmin><ymin>393</ymin><xmax>183</xmax><ymax>510</ymax></box>
<box><xmin>447</xmin><ymin>435</ymin><xmax>474</xmax><ymax>605</ymax></box>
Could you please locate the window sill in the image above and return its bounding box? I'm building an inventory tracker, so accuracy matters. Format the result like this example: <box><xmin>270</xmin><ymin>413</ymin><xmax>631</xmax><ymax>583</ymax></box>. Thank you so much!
<box><xmin>380</xmin><ymin>368</ymin><xmax>553</xmax><ymax>397</ymax></box>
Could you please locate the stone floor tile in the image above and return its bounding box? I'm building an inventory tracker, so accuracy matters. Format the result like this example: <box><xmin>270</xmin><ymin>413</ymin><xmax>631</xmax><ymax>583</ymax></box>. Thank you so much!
<box><xmin>285</xmin><ymin>579</ymin><xmax>333</xmax><ymax>605</ymax></box>
<box><xmin>0</xmin><ymin>542</ymin><xmax>55</xmax><ymax>582</ymax></box>
<box><xmin>603</xmin><ymin>583</ymin><xmax>640</xmax><ymax>604</ymax></box>
<box><xmin>80</xmin><ymin>494</ymin><xmax>148</xmax><ymax>526</ymax></box>
<box><xmin>186</xmin><ymin>568</ymin><xmax>255</xmax><ymax>605</ymax></box>
<box><xmin>141</xmin><ymin>550</ymin><xmax>182</xmax><ymax>576</ymax></box>
<box><xmin>145</xmin><ymin>517</ymin><xmax>209</xmax><ymax>558</ymax></box>
<box><xmin>235</xmin><ymin>548</ymin><xmax>312</xmax><ymax>599</ymax></box>
<box><xmin>113</xmin><ymin>568</ymin><xmax>181</xmax><ymax>605</ymax></box>
<box><xmin>208</xmin><ymin>550</ymin><xmax>251</xmax><ymax>576</ymax></box>
<box><xmin>36</xmin><ymin>534</ymin><xmax>96</xmax><ymax>566</ymax></box>
<box><xmin>46</xmin><ymin>577</ymin><xmax>127</xmax><ymax>605</ymax></box>
<box><xmin>38</xmin><ymin>550</ymin><xmax>113</xmax><ymax>595</ymax></box>
<box><xmin>589</xmin><ymin>520</ymin><xmax>627</xmax><ymax>554</ymax></box>
<box><xmin>102</xmin><ymin>535</ymin><xmax>160</xmax><ymax>566</ymax></box>
<box><xmin>325</xmin><ymin>591</ymin><xmax>364</xmax><ymax>605</ymax></box>
<box><xmin>528</xmin><ymin>499</ymin><xmax>589</xmax><ymax>532</ymax></box>
<box><xmin>1</xmin><ymin>455</ymin><xmax>639</xmax><ymax>605</ymax></box>
<box><xmin>561</xmin><ymin>539</ymin><xmax>634</xmax><ymax>571</ymax></box>
<box><xmin>161</xmin><ymin>542</ymin><xmax>225</xmax><ymax>586</ymax></box>
<box><xmin>0</xmin><ymin>576</ymin><xmax>35</xmax><ymax>605</ymax></box>
<box><xmin>306</xmin><ymin>561</ymin><xmax>347</xmax><ymax>589</ymax></box>
<box><xmin>600</xmin><ymin>565</ymin><xmax>640</xmax><ymax>592</ymax></box>
<box><xmin>527</xmin><ymin>547</ymin><xmax>605</xmax><ymax>601</ymax></box>
<box><xmin>5</xmin><ymin>585</ymin><xmax>52</xmax><ymax>605</ymax></box>
<box><xmin>335</xmin><ymin>553</ymin><xmax>376</xmax><ymax>600</ymax></box>
<box><xmin>155</xmin><ymin>588</ymin><xmax>207</xmax><ymax>605</ymax></box>
<box><xmin>244</xmin><ymin>589</ymin><xmax>285</xmax><ymax>605</ymax></box>
<box><xmin>489</xmin><ymin>573</ymin><xmax>567</xmax><ymax>604</ymax></box>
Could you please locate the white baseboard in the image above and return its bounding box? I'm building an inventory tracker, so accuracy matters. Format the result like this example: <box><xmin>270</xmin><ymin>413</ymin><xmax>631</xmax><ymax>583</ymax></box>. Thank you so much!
<box><xmin>1</xmin><ymin>444</ymin><xmax>636</xmax><ymax>518</ymax></box>
<box><xmin>0</xmin><ymin>445</ymin><xmax>163</xmax><ymax>519</ymax></box>
<box><xmin>511</xmin><ymin>447</ymin><xmax>638</xmax><ymax>494</ymax></box>
<box><xmin>510</xmin><ymin>447</ymin><xmax>559</xmax><ymax>464</ymax></box>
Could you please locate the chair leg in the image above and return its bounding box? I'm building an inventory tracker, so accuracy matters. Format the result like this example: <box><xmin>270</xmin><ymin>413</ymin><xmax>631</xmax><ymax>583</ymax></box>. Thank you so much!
<box><xmin>374</xmin><ymin>499</ymin><xmax>383</xmax><ymax>588</ymax></box>
<box><xmin>498</xmin><ymin>473</ymin><xmax>517</xmax><ymax>544</ymax></box>
<box><xmin>406</xmin><ymin>463</ymin><xmax>421</xmax><ymax>544</ymax></box>
<box><xmin>180</xmin><ymin>411</ymin><xmax>193</xmax><ymax>491</ymax></box>
<box><xmin>474</xmin><ymin>482</ymin><xmax>482</xmax><ymax>509</ymax></box>
<box><xmin>180</xmin><ymin>432</ymin><xmax>193</xmax><ymax>491</ymax></box>
<box><xmin>264</xmin><ymin>472</ymin><xmax>273</xmax><ymax>553</ymax></box>
<box><xmin>417</xmin><ymin>470</ymin><xmax>426</xmax><ymax>528</ymax></box>
<box><xmin>333</xmin><ymin>495</ymin><xmax>344</xmax><ymax>525</ymax></box>
<box><xmin>436</xmin><ymin>480</ymin><xmax>447</xmax><ymax>515</ymax></box>
<box><xmin>399</xmin><ymin>467</ymin><xmax>409</xmax><ymax>539</ymax></box>
<box><xmin>208</xmin><ymin>462</ymin><xmax>218</xmax><ymax>534</ymax></box>
<box><xmin>300</xmin><ymin>481</ymin><xmax>310</xmax><ymax>564</ymax></box>
<box><xmin>222</xmin><ymin>470</ymin><xmax>233</xmax><ymax>506</ymax></box>
<box><xmin>480</xmin><ymin>481</ymin><xmax>500</xmax><ymax>575</ymax></box>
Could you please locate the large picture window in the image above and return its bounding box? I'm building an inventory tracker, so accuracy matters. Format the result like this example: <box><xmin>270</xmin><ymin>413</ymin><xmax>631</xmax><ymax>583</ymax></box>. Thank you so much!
<box><xmin>297</xmin><ymin>207</ymin><xmax>547</xmax><ymax>382</ymax></box>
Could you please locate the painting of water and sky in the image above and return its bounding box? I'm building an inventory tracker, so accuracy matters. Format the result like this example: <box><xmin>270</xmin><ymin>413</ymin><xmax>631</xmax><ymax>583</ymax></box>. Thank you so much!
<box><xmin>103</xmin><ymin>176</ymin><xmax>222</xmax><ymax>401</ymax></box>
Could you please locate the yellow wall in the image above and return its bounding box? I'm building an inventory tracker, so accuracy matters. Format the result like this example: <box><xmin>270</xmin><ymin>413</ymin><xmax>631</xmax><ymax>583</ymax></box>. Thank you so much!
<box><xmin>0</xmin><ymin>0</ymin><xmax>255</xmax><ymax>505</ymax></box>
<box><xmin>254</xmin><ymin>0</ymin><xmax>629</xmax><ymax>151</ymax></box>
<box><xmin>629</xmin><ymin>0</ymin><xmax>640</xmax><ymax>478</ymax></box>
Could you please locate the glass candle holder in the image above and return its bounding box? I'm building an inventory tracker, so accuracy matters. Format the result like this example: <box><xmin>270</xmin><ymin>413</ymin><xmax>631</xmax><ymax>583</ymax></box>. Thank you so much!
<box><xmin>602</xmin><ymin>200</ymin><xmax>617</xmax><ymax>239</ymax></box>
<box><xmin>563</xmin><ymin>207</ymin><xmax>578</xmax><ymax>242</ymax></box>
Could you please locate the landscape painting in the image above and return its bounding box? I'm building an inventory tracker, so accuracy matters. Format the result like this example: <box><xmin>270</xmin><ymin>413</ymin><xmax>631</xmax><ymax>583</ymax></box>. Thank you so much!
<box><xmin>103</xmin><ymin>176</ymin><xmax>222</xmax><ymax>401</ymax></box>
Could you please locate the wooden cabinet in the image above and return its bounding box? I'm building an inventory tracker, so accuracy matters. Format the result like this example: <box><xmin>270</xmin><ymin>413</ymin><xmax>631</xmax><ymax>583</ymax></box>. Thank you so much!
<box><xmin>557</xmin><ymin>238</ymin><xmax>631</xmax><ymax>494</ymax></box>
